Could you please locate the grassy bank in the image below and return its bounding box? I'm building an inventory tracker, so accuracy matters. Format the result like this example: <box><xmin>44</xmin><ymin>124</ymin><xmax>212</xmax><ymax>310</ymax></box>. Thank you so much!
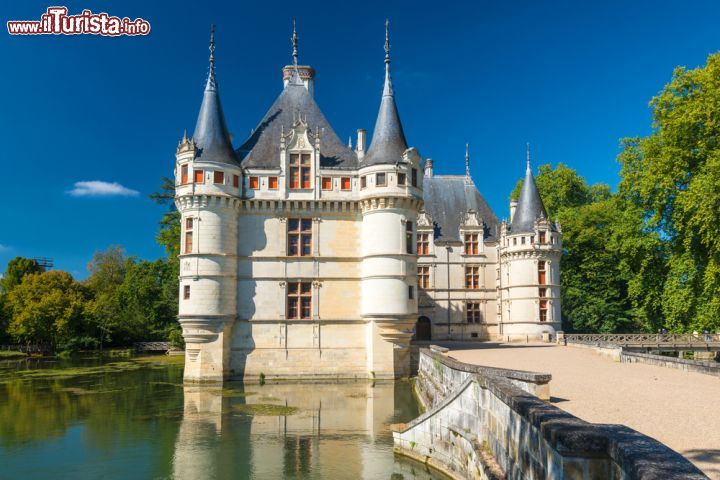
<box><xmin>0</xmin><ymin>351</ymin><xmax>28</xmax><ymax>359</ymax></box>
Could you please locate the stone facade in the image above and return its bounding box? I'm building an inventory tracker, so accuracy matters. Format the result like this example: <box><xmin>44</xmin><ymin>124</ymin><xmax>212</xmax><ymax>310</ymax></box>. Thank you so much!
<box><xmin>174</xmin><ymin>28</ymin><xmax>563</xmax><ymax>382</ymax></box>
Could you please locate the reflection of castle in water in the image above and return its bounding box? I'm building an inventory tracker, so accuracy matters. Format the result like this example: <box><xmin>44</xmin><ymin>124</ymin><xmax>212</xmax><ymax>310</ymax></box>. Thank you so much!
<box><xmin>172</xmin><ymin>382</ymin><xmax>434</xmax><ymax>479</ymax></box>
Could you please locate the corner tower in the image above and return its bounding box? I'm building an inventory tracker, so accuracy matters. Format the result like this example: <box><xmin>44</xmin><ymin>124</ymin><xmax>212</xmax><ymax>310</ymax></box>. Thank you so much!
<box><xmin>359</xmin><ymin>21</ymin><xmax>423</xmax><ymax>378</ymax></box>
<box><xmin>175</xmin><ymin>26</ymin><xmax>241</xmax><ymax>381</ymax></box>
<box><xmin>499</xmin><ymin>146</ymin><xmax>562</xmax><ymax>340</ymax></box>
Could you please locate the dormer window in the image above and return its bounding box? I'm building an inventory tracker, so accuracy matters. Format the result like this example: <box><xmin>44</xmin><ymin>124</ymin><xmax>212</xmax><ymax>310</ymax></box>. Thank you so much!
<box><xmin>290</xmin><ymin>153</ymin><xmax>311</xmax><ymax>189</ymax></box>
<box><xmin>464</xmin><ymin>234</ymin><xmax>479</xmax><ymax>255</ymax></box>
<box><xmin>539</xmin><ymin>231</ymin><xmax>546</xmax><ymax>244</ymax></box>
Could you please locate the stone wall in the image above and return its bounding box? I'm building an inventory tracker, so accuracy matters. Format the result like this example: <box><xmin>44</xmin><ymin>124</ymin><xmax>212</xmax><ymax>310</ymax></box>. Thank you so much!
<box><xmin>393</xmin><ymin>349</ymin><xmax>707</xmax><ymax>480</ymax></box>
<box><xmin>620</xmin><ymin>350</ymin><xmax>720</xmax><ymax>377</ymax></box>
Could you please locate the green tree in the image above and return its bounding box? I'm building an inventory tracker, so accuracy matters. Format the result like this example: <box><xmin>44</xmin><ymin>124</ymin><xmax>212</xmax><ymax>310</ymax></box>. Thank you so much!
<box><xmin>5</xmin><ymin>271</ymin><xmax>87</xmax><ymax>348</ymax></box>
<box><xmin>150</xmin><ymin>177</ymin><xmax>180</xmax><ymax>258</ymax></box>
<box><xmin>618</xmin><ymin>52</ymin><xmax>720</xmax><ymax>332</ymax></box>
<box><xmin>0</xmin><ymin>257</ymin><xmax>43</xmax><ymax>294</ymax></box>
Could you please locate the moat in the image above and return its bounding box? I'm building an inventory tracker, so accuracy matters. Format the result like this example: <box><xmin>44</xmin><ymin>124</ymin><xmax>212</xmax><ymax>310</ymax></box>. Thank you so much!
<box><xmin>0</xmin><ymin>355</ymin><xmax>445</xmax><ymax>479</ymax></box>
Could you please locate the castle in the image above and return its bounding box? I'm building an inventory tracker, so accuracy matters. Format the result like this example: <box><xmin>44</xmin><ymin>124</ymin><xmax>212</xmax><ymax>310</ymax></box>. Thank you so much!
<box><xmin>175</xmin><ymin>25</ymin><xmax>562</xmax><ymax>382</ymax></box>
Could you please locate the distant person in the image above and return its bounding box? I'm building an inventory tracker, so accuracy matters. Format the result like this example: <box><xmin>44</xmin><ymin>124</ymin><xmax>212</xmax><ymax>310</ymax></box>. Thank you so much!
<box><xmin>705</xmin><ymin>330</ymin><xmax>711</xmax><ymax>342</ymax></box>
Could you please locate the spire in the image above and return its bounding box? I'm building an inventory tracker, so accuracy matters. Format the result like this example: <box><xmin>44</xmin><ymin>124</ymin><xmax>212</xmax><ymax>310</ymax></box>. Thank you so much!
<box><xmin>291</xmin><ymin>18</ymin><xmax>298</xmax><ymax>67</ymax></box>
<box><xmin>362</xmin><ymin>19</ymin><xmax>408</xmax><ymax>166</ymax></box>
<box><xmin>192</xmin><ymin>25</ymin><xmax>237</xmax><ymax>164</ymax></box>
<box><xmin>465</xmin><ymin>143</ymin><xmax>470</xmax><ymax>178</ymax></box>
<box><xmin>510</xmin><ymin>144</ymin><xmax>547</xmax><ymax>233</ymax></box>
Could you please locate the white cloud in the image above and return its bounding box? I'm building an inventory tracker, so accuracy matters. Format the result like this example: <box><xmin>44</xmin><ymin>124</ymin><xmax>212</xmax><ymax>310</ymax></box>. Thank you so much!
<box><xmin>0</xmin><ymin>244</ymin><xmax>10</xmax><ymax>252</ymax></box>
<box><xmin>67</xmin><ymin>181</ymin><xmax>139</xmax><ymax>197</ymax></box>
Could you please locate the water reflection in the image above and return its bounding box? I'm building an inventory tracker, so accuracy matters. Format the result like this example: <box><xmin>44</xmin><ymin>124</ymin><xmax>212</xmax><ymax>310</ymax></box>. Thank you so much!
<box><xmin>0</xmin><ymin>357</ymin><xmax>443</xmax><ymax>479</ymax></box>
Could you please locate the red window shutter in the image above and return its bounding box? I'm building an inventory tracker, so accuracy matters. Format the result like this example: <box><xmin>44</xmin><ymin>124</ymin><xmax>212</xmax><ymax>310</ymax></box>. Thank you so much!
<box><xmin>341</xmin><ymin>177</ymin><xmax>351</xmax><ymax>190</ymax></box>
<box><xmin>194</xmin><ymin>169</ymin><xmax>204</xmax><ymax>184</ymax></box>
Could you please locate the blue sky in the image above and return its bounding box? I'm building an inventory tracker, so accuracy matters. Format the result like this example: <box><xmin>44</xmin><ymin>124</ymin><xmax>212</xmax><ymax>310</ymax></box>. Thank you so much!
<box><xmin>2</xmin><ymin>0</ymin><xmax>719</xmax><ymax>278</ymax></box>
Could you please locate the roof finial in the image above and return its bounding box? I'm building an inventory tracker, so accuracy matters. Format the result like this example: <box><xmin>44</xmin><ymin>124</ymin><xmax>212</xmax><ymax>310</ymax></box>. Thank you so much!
<box><xmin>385</xmin><ymin>18</ymin><xmax>391</xmax><ymax>65</ymax></box>
<box><xmin>465</xmin><ymin>142</ymin><xmax>470</xmax><ymax>178</ymax></box>
<box><xmin>291</xmin><ymin>18</ymin><xmax>298</xmax><ymax>67</ymax></box>
<box><xmin>348</xmin><ymin>136</ymin><xmax>353</xmax><ymax>148</ymax></box>
<box><xmin>526</xmin><ymin>142</ymin><xmax>531</xmax><ymax>172</ymax></box>
<box><xmin>207</xmin><ymin>24</ymin><xmax>216</xmax><ymax>90</ymax></box>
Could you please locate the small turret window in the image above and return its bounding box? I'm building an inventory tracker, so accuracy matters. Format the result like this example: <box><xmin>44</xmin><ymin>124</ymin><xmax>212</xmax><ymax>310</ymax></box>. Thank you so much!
<box><xmin>405</xmin><ymin>221</ymin><xmax>413</xmax><ymax>254</ymax></box>
<box><xmin>184</xmin><ymin>218</ymin><xmax>193</xmax><ymax>254</ymax></box>
<box><xmin>360</xmin><ymin>176</ymin><xmax>367</xmax><ymax>189</ymax></box>
<box><xmin>341</xmin><ymin>177</ymin><xmax>351</xmax><ymax>191</ymax></box>
<box><xmin>539</xmin><ymin>300</ymin><xmax>548</xmax><ymax>322</ymax></box>
<box><xmin>249</xmin><ymin>176</ymin><xmax>259</xmax><ymax>190</ymax></box>
<box><xmin>183</xmin><ymin>285</ymin><xmax>190</xmax><ymax>300</ymax></box>
<box><xmin>513</xmin><ymin>238</ymin><xmax>517</xmax><ymax>246</ymax></box>
<box><xmin>376</xmin><ymin>173</ymin><xmax>387</xmax><ymax>186</ymax></box>
<box><xmin>538</xmin><ymin>261</ymin><xmax>547</xmax><ymax>285</ymax></box>
<box><xmin>539</xmin><ymin>231</ymin><xmax>546</xmax><ymax>244</ymax></box>
<box><xmin>408</xmin><ymin>285</ymin><xmax>414</xmax><ymax>300</ymax></box>
<box><xmin>321</xmin><ymin>177</ymin><xmax>332</xmax><ymax>190</ymax></box>
<box><xmin>233</xmin><ymin>175</ymin><xmax>239</xmax><ymax>188</ymax></box>
<box><xmin>193</xmin><ymin>169</ymin><xmax>204</xmax><ymax>184</ymax></box>
<box><xmin>268</xmin><ymin>176</ymin><xmax>279</xmax><ymax>190</ymax></box>
<box><xmin>181</xmin><ymin>165</ymin><xmax>188</xmax><ymax>185</ymax></box>
<box><xmin>411</xmin><ymin>168</ymin><xmax>418</xmax><ymax>187</ymax></box>
<box><xmin>398</xmin><ymin>173</ymin><xmax>406</xmax><ymax>186</ymax></box>
<box><xmin>213</xmin><ymin>171</ymin><xmax>224</xmax><ymax>184</ymax></box>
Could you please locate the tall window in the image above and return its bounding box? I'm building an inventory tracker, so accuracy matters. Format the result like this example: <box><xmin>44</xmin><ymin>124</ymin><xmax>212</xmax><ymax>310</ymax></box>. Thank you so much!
<box><xmin>405</xmin><ymin>221</ymin><xmax>413</xmax><ymax>254</ymax></box>
<box><xmin>321</xmin><ymin>177</ymin><xmax>332</xmax><ymax>190</ymax></box>
<box><xmin>398</xmin><ymin>173</ymin><xmax>406</xmax><ymax>186</ymax></box>
<box><xmin>464</xmin><ymin>233</ymin><xmax>479</xmax><ymax>255</ymax></box>
<box><xmin>183</xmin><ymin>285</ymin><xmax>190</xmax><ymax>300</ymax></box>
<box><xmin>360</xmin><ymin>176</ymin><xmax>367</xmax><ymax>189</ymax></box>
<box><xmin>181</xmin><ymin>165</ymin><xmax>188</xmax><ymax>184</ymax></box>
<box><xmin>268</xmin><ymin>176</ymin><xmax>279</xmax><ymax>189</ymax></box>
<box><xmin>538</xmin><ymin>261</ymin><xmax>547</xmax><ymax>285</ymax></box>
<box><xmin>184</xmin><ymin>218</ymin><xmax>193</xmax><ymax>254</ymax></box>
<box><xmin>411</xmin><ymin>168</ymin><xmax>418</xmax><ymax>187</ymax></box>
<box><xmin>466</xmin><ymin>302</ymin><xmax>481</xmax><ymax>323</ymax></box>
<box><xmin>376</xmin><ymin>172</ymin><xmax>387</xmax><ymax>186</ymax></box>
<box><xmin>288</xmin><ymin>218</ymin><xmax>312</xmax><ymax>256</ymax></box>
<box><xmin>539</xmin><ymin>300</ymin><xmax>548</xmax><ymax>322</ymax></box>
<box><xmin>287</xmin><ymin>282</ymin><xmax>312</xmax><ymax>320</ymax></box>
<box><xmin>289</xmin><ymin>153</ymin><xmax>311</xmax><ymax>189</ymax></box>
<box><xmin>341</xmin><ymin>177</ymin><xmax>351</xmax><ymax>191</ymax></box>
<box><xmin>194</xmin><ymin>169</ymin><xmax>204</xmax><ymax>184</ymax></box>
<box><xmin>465</xmin><ymin>266</ymin><xmax>480</xmax><ymax>289</ymax></box>
<box><xmin>249</xmin><ymin>176</ymin><xmax>259</xmax><ymax>190</ymax></box>
<box><xmin>408</xmin><ymin>285</ymin><xmax>414</xmax><ymax>300</ymax></box>
<box><xmin>539</xmin><ymin>231</ymin><xmax>546</xmax><ymax>244</ymax></box>
<box><xmin>233</xmin><ymin>174</ymin><xmax>239</xmax><ymax>188</ymax></box>
<box><xmin>213</xmin><ymin>171</ymin><xmax>225</xmax><ymax>184</ymax></box>
<box><xmin>417</xmin><ymin>233</ymin><xmax>430</xmax><ymax>255</ymax></box>
<box><xmin>539</xmin><ymin>287</ymin><xmax>547</xmax><ymax>298</ymax></box>
<box><xmin>418</xmin><ymin>266</ymin><xmax>430</xmax><ymax>289</ymax></box>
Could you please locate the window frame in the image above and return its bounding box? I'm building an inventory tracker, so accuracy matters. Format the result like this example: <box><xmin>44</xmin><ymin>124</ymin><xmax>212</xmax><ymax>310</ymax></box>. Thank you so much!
<box><xmin>287</xmin><ymin>218</ymin><xmax>313</xmax><ymax>257</ymax></box>
<box><xmin>418</xmin><ymin>265</ymin><xmax>430</xmax><ymax>289</ymax></box>
<box><xmin>213</xmin><ymin>171</ymin><xmax>225</xmax><ymax>184</ymax></box>
<box><xmin>376</xmin><ymin>172</ymin><xmax>387</xmax><ymax>187</ymax></box>
<box><xmin>249</xmin><ymin>176</ymin><xmax>260</xmax><ymax>190</ymax></box>
<box><xmin>411</xmin><ymin>168</ymin><xmax>418</xmax><ymax>187</ymax></box>
<box><xmin>340</xmin><ymin>177</ymin><xmax>351</xmax><ymax>191</ymax></box>
<box><xmin>405</xmin><ymin>221</ymin><xmax>414</xmax><ymax>254</ymax></box>
<box><xmin>287</xmin><ymin>282</ymin><xmax>312</xmax><ymax>320</ymax></box>
<box><xmin>181</xmin><ymin>165</ymin><xmax>188</xmax><ymax>184</ymax></box>
<box><xmin>183</xmin><ymin>285</ymin><xmax>190</xmax><ymax>300</ymax></box>
<box><xmin>193</xmin><ymin>169</ymin><xmax>204</xmax><ymax>184</ymax></box>
<box><xmin>360</xmin><ymin>176</ymin><xmax>367</xmax><ymax>189</ymax></box>
<box><xmin>538</xmin><ymin>261</ymin><xmax>547</xmax><ymax>285</ymax></box>
<box><xmin>268</xmin><ymin>176</ymin><xmax>279</xmax><ymax>190</ymax></box>
<box><xmin>417</xmin><ymin>232</ymin><xmax>430</xmax><ymax>255</ymax></box>
<box><xmin>465</xmin><ymin>265</ymin><xmax>480</xmax><ymax>289</ymax></box>
<box><xmin>233</xmin><ymin>174</ymin><xmax>239</xmax><ymax>188</ymax></box>
<box><xmin>397</xmin><ymin>172</ymin><xmax>406</xmax><ymax>186</ymax></box>
<box><xmin>321</xmin><ymin>177</ymin><xmax>332</xmax><ymax>190</ymax></box>
<box><xmin>464</xmin><ymin>233</ymin><xmax>479</xmax><ymax>255</ymax></box>
<box><xmin>466</xmin><ymin>302</ymin><xmax>481</xmax><ymax>323</ymax></box>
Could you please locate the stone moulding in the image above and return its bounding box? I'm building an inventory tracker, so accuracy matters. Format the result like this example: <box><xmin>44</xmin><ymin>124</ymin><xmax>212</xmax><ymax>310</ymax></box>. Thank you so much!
<box><xmin>393</xmin><ymin>349</ymin><xmax>707</xmax><ymax>480</ymax></box>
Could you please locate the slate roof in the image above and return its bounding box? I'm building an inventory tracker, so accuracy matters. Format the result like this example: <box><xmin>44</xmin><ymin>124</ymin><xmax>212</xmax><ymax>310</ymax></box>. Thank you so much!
<box><xmin>361</xmin><ymin>63</ymin><xmax>408</xmax><ymax>166</ymax></box>
<box><xmin>423</xmin><ymin>176</ymin><xmax>500</xmax><ymax>242</ymax></box>
<box><xmin>237</xmin><ymin>74</ymin><xmax>358</xmax><ymax>170</ymax></box>
<box><xmin>192</xmin><ymin>70</ymin><xmax>239</xmax><ymax>165</ymax></box>
<box><xmin>510</xmin><ymin>164</ymin><xmax>547</xmax><ymax>234</ymax></box>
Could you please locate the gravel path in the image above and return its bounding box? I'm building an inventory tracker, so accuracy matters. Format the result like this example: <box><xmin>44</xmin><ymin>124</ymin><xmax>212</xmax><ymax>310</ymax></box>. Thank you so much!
<box><xmin>446</xmin><ymin>342</ymin><xmax>720</xmax><ymax>478</ymax></box>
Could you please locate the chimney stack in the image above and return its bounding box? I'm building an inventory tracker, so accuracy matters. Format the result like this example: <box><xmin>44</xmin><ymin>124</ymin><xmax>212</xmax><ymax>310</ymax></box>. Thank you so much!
<box><xmin>282</xmin><ymin>65</ymin><xmax>316</xmax><ymax>96</ymax></box>
<box><xmin>356</xmin><ymin>129</ymin><xmax>366</xmax><ymax>159</ymax></box>
<box><xmin>424</xmin><ymin>158</ymin><xmax>433</xmax><ymax>178</ymax></box>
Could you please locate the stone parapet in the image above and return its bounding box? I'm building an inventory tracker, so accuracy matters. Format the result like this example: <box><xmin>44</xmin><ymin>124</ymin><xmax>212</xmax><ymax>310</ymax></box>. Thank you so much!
<box><xmin>393</xmin><ymin>350</ymin><xmax>707</xmax><ymax>480</ymax></box>
<box><xmin>620</xmin><ymin>350</ymin><xmax>720</xmax><ymax>377</ymax></box>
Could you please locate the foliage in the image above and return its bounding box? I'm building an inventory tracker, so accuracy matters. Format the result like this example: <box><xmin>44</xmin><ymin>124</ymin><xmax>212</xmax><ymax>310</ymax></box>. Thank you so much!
<box><xmin>0</xmin><ymin>257</ymin><xmax>44</xmax><ymax>294</ymax></box>
<box><xmin>150</xmin><ymin>176</ymin><xmax>180</xmax><ymax>258</ymax></box>
<box><xmin>5</xmin><ymin>271</ymin><xmax>88</xmax><ymax>348</ymax></box>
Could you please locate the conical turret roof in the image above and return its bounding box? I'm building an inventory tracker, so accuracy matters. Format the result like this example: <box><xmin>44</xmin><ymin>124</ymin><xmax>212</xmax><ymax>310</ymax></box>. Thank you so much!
<box><xmin>362</xmin><ymin>21</ymin><xmax>408</xmax><ymax>167</ymax></box>
<box><xmin>192</xmin><ymin>27</ymin><xmax>237</xmax><ymax>165</ymax></box>
<box><xmin>511</xmin><ymin>157</ymin><xmax>547</xmax><ymax>233</ymax></box>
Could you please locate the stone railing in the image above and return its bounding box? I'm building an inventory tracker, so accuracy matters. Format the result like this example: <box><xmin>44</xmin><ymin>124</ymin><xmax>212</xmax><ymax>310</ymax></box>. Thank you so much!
<box><xmin>621</xmin><ymin>350</ymin><xmax>720</xmax><ymax>376</ymax></box>
<box><xmin>561</xmin><ymin>332</ymin><xmax>720</xmax><ymax>348</ymax></box>
<box><xmin>393</xmin><ymin>349</ymin><xmax>707</xmax><ymax>480</ymax></box>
